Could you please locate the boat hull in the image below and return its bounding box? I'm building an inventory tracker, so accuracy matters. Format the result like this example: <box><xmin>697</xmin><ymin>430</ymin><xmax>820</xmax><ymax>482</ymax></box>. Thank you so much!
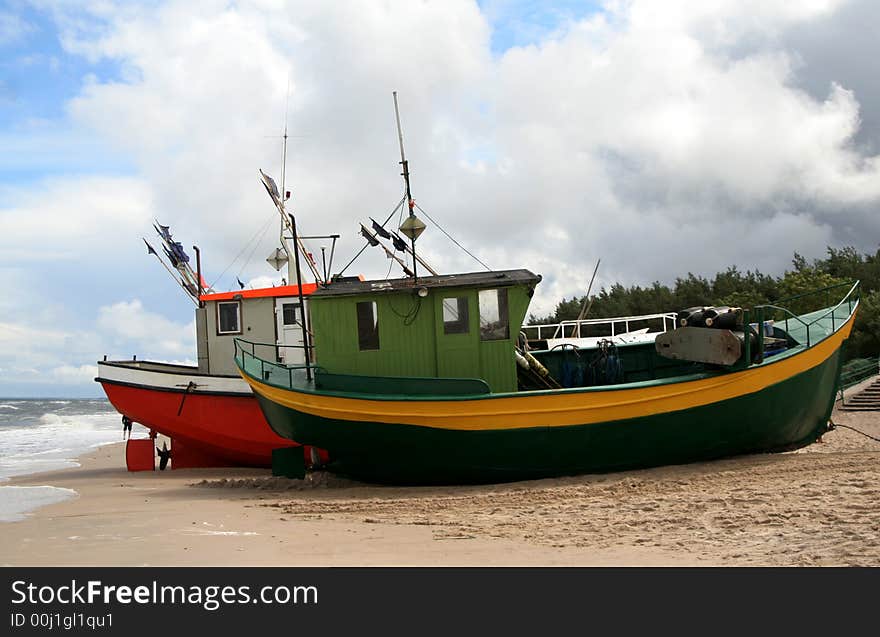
<box><xmin>97</xmin><ymin>361</ymin><xmax>298</xmax><ymax>467</ymax></box>
<box><xmin>245</xmin><ymin>310</ymin><xmax>853</xmax><ymax>484</ymax></box>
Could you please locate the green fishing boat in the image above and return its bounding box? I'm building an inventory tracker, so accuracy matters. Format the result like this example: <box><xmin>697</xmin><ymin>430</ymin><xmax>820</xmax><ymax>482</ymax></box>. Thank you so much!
<box><xmin>233</xmin><ymin>93</ymin><xmax>860</xmax><ymax>485</ymax></box>
<box><xmin>233</xmin><ymin>268</ymin><xmax>860</xmax><ymax>484</ymax></box>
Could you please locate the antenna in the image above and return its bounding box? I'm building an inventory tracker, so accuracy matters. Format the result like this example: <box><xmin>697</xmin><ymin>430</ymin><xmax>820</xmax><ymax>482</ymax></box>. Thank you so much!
<box><xmin>576</xmin><ymin>259</ymin><xmax>601</xmax><ymax>322</ymax></box>
<box><xmin>280</xmin><ymin>79</ymin><xmax>291</xmax><ymax>211</ymax></box>
<box><xmin>265</xmin><ymin>87</ymin><xmax>314</xmax><ymax>381</ymax></box>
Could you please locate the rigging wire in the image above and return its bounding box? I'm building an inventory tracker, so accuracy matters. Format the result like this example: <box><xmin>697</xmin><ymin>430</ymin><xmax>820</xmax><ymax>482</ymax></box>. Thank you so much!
<box><xmin>209</xmin><ymin>210</ymin><xmax>278</xmax><ymax>290</ymax></box>
<box><xmin>335</xmin><ymin>195</ymin><xmax>406</xmax><ymax>278</ymax></box>
<box><xmin>393</xmin><ymin>195</ymin><xmax>407</xmax><ymax>276</ymax></box>
<box><xmin>384</xmin><ymin>250</ymin><xmax>396</xmax><ymax>280</ymax></box>
<box><xmin>237</xmin><ymin>213</ymin><xmax>277</xmax><ymax>282</ymax></box>
<box><xmin>414</xmin><ymin>202</ymin><xmax>492</xmax><ymax>272</ymax></box>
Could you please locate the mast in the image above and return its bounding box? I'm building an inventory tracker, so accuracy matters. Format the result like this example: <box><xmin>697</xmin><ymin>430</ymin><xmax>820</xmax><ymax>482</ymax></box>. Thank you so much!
<box><xmin>280</xmin><ymin>123</ymin><xmax>293</xmax><ymax>286</ymax></box>
<box><xmin>393</xmin><ymin>91</ymin><xmax>425</xmax><ymax>280</ymax></box>
<box><xmin>281</xmin><ymin>82</ymin><xmax>291</xmax><ymax>284</ymax></box>
<box><xmin>576</xmin><ymin>259</ymin><xmax>601</xmax><ymax>322</ymax></box>
<box><xmin>278</xmin><ymin>122</ymin><xmax>313</xmax><ymax>382</ymax></box>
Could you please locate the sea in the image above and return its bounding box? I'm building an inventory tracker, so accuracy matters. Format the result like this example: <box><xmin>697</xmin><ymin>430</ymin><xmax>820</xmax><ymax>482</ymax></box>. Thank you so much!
<box><xmin>0</xmin><ymin>398</ymin><xmax>122</xmax><ymax>522</ymax></box>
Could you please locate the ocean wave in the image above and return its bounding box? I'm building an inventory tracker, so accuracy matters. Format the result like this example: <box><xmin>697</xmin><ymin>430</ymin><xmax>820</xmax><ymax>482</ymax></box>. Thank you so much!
<box><xmin>37</xmin><ymin>412</ymin><xmax>120</xmax><ymax>428</ymax></box>
<box><xmin>0</xmin><ymin>411</ymin><xmax>123</xmax><ymax>480</ymax></box>
<box><xmin>0</xmin><ymin>404</ymin><xmax>20</xmax><ymax>410</ymax></box>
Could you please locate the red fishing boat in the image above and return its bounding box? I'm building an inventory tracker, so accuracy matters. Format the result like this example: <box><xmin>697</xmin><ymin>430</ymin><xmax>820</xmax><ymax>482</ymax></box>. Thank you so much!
<box><xmin>96</xmin><ymin>284</ymin><xmax>324</xmax><ymax>469</ymax></box>
<box><xmin>96</xmin><ymin>155</ymin><xmax>336</xmax><ymax>472</ymax></box>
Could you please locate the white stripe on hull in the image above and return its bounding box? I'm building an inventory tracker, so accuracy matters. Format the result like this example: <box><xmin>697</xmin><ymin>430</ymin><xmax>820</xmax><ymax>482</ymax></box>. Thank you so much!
<box><xmin>97</xmin><ymin>361</ymin><xmax>252</xmax><ymax>395</ymax></box>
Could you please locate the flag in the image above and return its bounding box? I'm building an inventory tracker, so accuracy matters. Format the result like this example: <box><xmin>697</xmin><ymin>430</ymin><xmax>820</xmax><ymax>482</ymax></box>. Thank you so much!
<box><xmin>163</xmin><ymin>245</ymin><xmax>179</xmax><ymax>268</ymax></box>
<box><xmin>143</xmin><ymin>239</ymin><xmax>157</xmax><ymax>256</ymax></box>
<box><xmin>237</xmin><ymin>277</ymin><xmax>245</xmax><ymax>290</ymax></box>
<box><xmin>391</xmin><ymin>232</ymin><xmax>408</xmax><ymax>253</ymax></box>
<box><xmin>154</xmin><ymin>222</ymin><xmax>173</xmax><ymax>243</ymax></box>
<box><xmin>170</xmin><ymin>240</ymin><xmax>190</xmax><ymax>264</ymax></box>
<box><xmin>360</xmin><ymin>225</ymin><xmax>379</xmax><ymax>247</ymax></box>
<box><xmin>260</xmin><ymin>170</ymin><xmax>282</xmax><ymax>209</ymax></box>
<box><xmin>370</xmin><ymin>217</ymin><xmax>391</xmax><ymax>240</ymax></box>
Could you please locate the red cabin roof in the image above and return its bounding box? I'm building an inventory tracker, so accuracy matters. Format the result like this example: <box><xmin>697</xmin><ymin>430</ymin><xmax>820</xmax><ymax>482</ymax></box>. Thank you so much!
<box><xmin>200</xmin><ymin>283</ymin><xmax>319</xmax><ymax>302</ymax></box>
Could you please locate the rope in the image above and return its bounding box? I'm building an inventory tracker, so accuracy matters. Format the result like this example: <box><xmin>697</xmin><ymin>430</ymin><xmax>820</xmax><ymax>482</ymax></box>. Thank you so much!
<box><xmin>387</xmin><ymin>293</ymin><xmax>421</xmax><ymax>325</ymax></box>
<box><xmin>828</xmin><ymin>419</ymin><xmax>880</xmax><ymax>443</ymax></box>
<box><xmin>414</xmin><ymin>202</ymin><xmax>492</xmax><ymax>271</ymax></box>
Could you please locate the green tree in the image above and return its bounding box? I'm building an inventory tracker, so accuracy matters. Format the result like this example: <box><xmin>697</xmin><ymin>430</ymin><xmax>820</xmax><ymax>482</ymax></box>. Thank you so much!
<box><xmin>529</xmin><ymin>247</ymin><xmax>874</xmax><ymax>363</ymax></box>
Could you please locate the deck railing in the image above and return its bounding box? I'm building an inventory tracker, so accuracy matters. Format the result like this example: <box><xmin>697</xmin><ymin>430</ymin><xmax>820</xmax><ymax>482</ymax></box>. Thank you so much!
<box><xmin>752</xmin><ymin>280</ymin><xmax>860</xmax><ymax>349</ymax></box>
<box><xmin>522</xmin><ymin>312</ymin><xmax>678</xmax><ymax>342</ymax></box>
<box><xmin>234</xmin><ymin>338</ymin><xmax>315</xmax><ymax>390</ymax></box>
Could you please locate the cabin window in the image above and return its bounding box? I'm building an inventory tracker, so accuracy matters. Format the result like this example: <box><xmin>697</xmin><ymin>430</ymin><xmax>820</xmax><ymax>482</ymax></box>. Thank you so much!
<box><xmin>356</xmin><ymin>301</ymin><xmax>380</xmax><ymax>350</ymax></box>
<box><xmin>442</xmin><ymin>297</ymin><xmax>470</xmax><ymax>335</ymax></box>
<box><xmin>217</xmin><ymin>301</ymin><xmax>241</xmax><ymax>335</ymax></box>
<box><xmin>282</xmin><ymin>302</ymin><xmax>300</xmax><ymax>326</ymax></box>
<box><xmin>479</xmin><ymin>289</ymin><xmax>509</xmax><ymax>341</ymax></box>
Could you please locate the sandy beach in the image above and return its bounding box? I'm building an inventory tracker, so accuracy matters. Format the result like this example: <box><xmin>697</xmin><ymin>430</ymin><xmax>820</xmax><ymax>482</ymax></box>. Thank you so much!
<box><xmin>2</xmin><ymin>396</ymin><xmax>878</xmax><ymax>567</ymax></box>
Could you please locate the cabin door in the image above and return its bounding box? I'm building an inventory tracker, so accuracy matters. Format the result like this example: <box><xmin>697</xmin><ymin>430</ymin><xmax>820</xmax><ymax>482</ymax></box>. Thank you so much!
<box><xmin>275</xmin><ymin>297</ymin><xmax>306</xmax><ymax>365</ymax></box>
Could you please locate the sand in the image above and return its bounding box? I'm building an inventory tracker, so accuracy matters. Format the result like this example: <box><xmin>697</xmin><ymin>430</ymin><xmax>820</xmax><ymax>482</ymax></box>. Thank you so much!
<box><xmin>2</xmin><ymin>399</ymin><xmax>878</xmax><ymax>566</ymax></box>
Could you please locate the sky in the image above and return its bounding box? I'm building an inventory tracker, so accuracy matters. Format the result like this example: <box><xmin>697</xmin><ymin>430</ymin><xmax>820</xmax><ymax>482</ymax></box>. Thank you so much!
<box><xmin>1</xmin><ymin>0</ymin><xmax>878</xmax><ymax>397</ymax></box>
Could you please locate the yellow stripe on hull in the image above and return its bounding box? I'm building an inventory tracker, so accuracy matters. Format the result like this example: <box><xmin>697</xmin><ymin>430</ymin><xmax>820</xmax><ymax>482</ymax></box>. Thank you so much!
<box><xmin>242</xmin><ymin>312</ymin><xmax>854</xmax><ymax>432</ymax></box>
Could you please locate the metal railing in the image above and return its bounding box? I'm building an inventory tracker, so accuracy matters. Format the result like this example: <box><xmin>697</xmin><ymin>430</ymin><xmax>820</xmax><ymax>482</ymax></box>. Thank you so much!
<box><xmin>522</xmin><ymin>312</ymin><xmax>678</xmax><ymax>342</ymax></box>
<box><xmin>839</xmin><ymin>357</ymin><xmax>879</xmax><ymax>390</ymax></box>
<box><xmin>751</xmin><ymin>280</ymin><xmax>860</xmax><ymax>349</ymax></box>
<box><xmin>234</xmin><ymin>338</ymin><xmax>316</xmax><ymax>390</ymax></box>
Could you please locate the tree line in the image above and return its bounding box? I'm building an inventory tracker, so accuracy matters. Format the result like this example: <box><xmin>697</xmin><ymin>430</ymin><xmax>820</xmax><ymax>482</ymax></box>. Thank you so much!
<box><xmin>532</xmin><ymin>247</ymin><xmax>880</xmax><ymax>361</ymax></box>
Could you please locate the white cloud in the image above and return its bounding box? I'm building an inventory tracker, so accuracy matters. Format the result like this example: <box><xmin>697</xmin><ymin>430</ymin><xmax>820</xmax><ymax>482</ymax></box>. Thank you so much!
<box><xmin>0</xmin><ymin>321</ymin><xmax>104</xmax><ymax>393</ymax></box>
<box><xmin>0</xmin><ymin>176</ymin><xmax>153</xmax><ymax>261</ymax></box>
<box><xmin>21</xmin><ymin>2</ymin><xmax>880</xmax><ymax>291</ymax></box>
<box><xmin>246</xmin><ymin>275</ymin><xmax>284</xmax><ymax>289</ymax></box>
<box><xmin>0</xmin><ymin>11</ymin><xmax>34</xmax><ymax>46</ymax></box>
<box><xmin>50</xmin><ymin>364</ymin><xmax>99</xmax><ymax>384</ymax></box>
<box><xmin>3</xmin><ymin>0</ymin><xmax>880</xmax><ymax>396</ymax></box>
<box><xmin>96</xmin><ymin>299</ymin><xmax>195</xmax><ymax>358</ymax></box>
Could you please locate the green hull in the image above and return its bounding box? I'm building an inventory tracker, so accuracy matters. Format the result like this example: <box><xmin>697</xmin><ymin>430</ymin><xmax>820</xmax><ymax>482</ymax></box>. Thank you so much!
<box><xmin>254</xmin><ymin>346</ymin><xmax>844</xmax><ymax>484</ymax></box>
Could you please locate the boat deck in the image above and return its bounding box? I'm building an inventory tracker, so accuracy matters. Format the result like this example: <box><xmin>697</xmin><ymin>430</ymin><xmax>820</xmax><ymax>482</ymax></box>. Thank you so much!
<box><xmin>234</xmin><ymin>282</ymin><xmax>861</xmax><ymax>399</ymax></box>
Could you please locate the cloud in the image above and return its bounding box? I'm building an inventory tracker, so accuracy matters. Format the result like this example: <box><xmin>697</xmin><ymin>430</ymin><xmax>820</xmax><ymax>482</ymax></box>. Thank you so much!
<box><xmin>473</xmin><ymin>0</ymin><xmax>880</xmax><ymax>300</ymax></box>
<box><xmin>42</xmin><ymin>0</ymin><xmax>880</xmax><ymax>305</ymax></box>
<box><xmin>0</xmin><ymin>175</ymin><xmax>153</xmax><ymax>262</ymax></box>
<box><xmin>3</xmin><ymin>0</ymin><xmax>880</xmax><ymax>396</ymax></box>
<box><xmin>0</xmin><ymin>320</ymin><xmax>104</xmax><ymax>395</ymax></box>
<box><xmin>50</xmin><ymin>364</ymin><xmax>99</xmax><ymax>384</ymax></box>
<box><xmin>96</xmin><ymin>299</ymin><xmax>195</xmax><ymax>358</ymax></box>
<box><xmin>0</xmin><ymin>10</ymin><xmax>35</xmax><ymax>47</ymax></box>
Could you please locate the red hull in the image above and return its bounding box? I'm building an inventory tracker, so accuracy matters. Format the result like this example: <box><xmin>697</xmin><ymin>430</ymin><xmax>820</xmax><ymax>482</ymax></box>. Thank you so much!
<box><xmin>100</xmin><ymin>381</ymin><xmax>297</xmax><ymax>467</ymax></box>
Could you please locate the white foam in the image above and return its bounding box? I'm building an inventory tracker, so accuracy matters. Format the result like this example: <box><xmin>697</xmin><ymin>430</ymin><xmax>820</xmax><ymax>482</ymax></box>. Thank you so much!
<box><xmin>0</xmin><ymin>486</ymin><xmax>78</xmax><ymax>522</ymax></box>
<box><xmin>0</xmin><ymin>411</ymin><xmax>122</xmax><ymax>480</ymax></box>
<box><xmin>0</xmin><ymin>404</ymin><xmax>20</xmax><ymax>410</ymax></box>
<box><xmin>0</xmin><ymin>404</ymin><xmax>120</xmax><ymax>522</ymax></box>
